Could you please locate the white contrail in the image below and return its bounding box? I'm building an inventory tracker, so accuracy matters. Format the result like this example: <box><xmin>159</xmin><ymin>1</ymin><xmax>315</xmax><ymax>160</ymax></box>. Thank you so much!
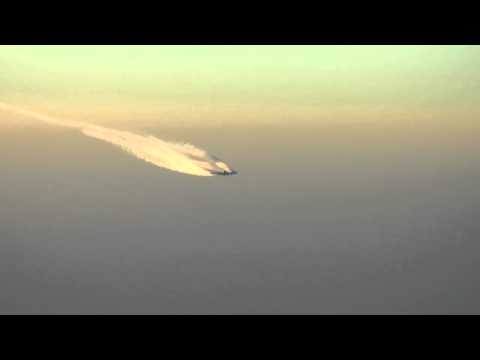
<box><xmin>0</xmin><ymin>102</ymin><xmax>237</xmax><ymax>177</ymax></box>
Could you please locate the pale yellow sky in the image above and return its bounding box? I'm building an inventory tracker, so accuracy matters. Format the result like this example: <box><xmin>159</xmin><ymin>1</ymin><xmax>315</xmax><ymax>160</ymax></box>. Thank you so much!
<box><xmin>1</xmin><ymin>45</ymin><xmax>479</xmax><ymax>129</ymax></box>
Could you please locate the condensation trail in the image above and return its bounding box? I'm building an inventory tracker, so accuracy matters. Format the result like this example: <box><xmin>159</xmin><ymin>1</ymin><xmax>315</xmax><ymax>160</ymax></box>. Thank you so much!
<box><xmin>0</xmin><ymin>102</ymin><xmax>237</xmax><ymax>177</ymax></box>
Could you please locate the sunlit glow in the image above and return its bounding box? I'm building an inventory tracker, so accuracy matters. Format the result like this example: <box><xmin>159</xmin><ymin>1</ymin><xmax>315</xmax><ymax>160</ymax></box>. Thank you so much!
<box><xmin>0</xmin><ymin>102</ymin><xmax>236</xmax><ymax>177</ymax></box>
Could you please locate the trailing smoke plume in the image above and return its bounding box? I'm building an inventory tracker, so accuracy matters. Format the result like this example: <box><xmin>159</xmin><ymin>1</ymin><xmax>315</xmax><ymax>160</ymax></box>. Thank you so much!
<box><xmin>0</xmin><ymin>102</ymin><xmax>237</xmax><ymax>177</ymax></box>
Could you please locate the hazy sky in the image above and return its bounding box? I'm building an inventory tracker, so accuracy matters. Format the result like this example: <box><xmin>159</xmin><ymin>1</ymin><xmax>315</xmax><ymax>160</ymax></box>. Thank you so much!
<box><xmin>2</xmin><ymin>46</ymin><xmax>480</xmax><ymax>314</ymax></box>
<box><xmin>1</xmin><ymin>45</ymin><xmax>480</xmax><ymax>127</ymax></box>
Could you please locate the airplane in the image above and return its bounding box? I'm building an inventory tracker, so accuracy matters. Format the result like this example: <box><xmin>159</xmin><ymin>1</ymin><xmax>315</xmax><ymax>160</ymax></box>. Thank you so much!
<box><xmin>210</xmin><ymin>169</ymin><xmax>238</xmax><ymax>176</ymax></box>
